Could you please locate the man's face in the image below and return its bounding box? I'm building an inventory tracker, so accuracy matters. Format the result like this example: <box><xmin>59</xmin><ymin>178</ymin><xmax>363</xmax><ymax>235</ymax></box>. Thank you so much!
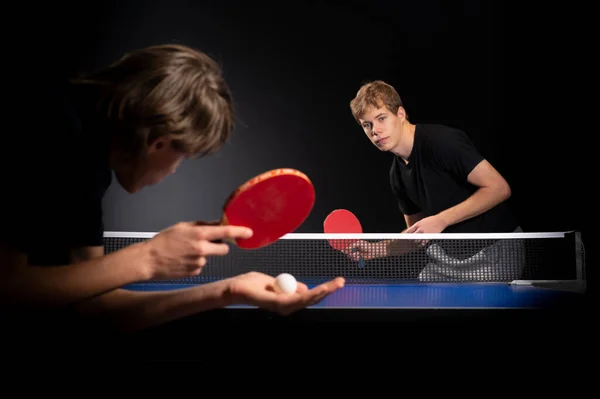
<box><xmin>358</xmin><ymin>105</ymin><xmax>403</xmax><ymax>151</ymax></box>
<box><xmin>113</xmin><ymin>136</ymin><xmax>189</xmax><ymax>194</ymax></box>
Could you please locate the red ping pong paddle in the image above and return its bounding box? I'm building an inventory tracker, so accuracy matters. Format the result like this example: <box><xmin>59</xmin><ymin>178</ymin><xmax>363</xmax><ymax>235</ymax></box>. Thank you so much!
<box><xmin>323</xmin><ymin>209</ymin><xmax>366</xmax><ymax>268</ymax></box>
<box><xmin>220</xmin><ymin>168</ymin><xmax>315</xmax><ymax>249</ymax></box>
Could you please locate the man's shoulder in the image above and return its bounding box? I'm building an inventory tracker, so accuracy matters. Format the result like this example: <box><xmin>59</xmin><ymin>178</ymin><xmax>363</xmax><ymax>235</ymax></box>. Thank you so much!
<box><xmin>417</xmin><ymin>123</ymin><xmax>467</xmax><ymax>139</ymax></box>
<box><xmin>416</xmin><ymin>123</ymin><xmax>475</xmax><ymax>153</ymax></box>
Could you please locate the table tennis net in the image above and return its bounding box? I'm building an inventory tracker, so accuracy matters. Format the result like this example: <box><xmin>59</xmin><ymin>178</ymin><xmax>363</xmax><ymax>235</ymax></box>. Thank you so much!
<box><xmin>103</xmin><ymin>231</ymin><xmax>585</xmax><ymax>285</ymax></box>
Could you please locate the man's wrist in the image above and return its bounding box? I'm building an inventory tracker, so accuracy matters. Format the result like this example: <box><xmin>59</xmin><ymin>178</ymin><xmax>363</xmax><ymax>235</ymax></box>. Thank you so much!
<box><xmin>130</xmin><ymin>240</ymin><xmax>156</xmax><ymax>281</ymax></box>
<box><xmin>219</xmin><ymin>278</ymin><xmax>238</xmax><ymax>307</ymax></box>
<box><xmin>436</xmin><ymin>212</ymin><xmax>452</xmax><ymax>230</ymax></box>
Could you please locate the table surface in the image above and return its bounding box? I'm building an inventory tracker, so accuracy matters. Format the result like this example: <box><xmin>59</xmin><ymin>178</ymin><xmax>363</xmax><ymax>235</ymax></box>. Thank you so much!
<box><xmin>124</xmin><ymin>281</ymin><xmax>586</xmax><ymax>309</ymax></box>
<box><xmin>119</xmin><ymin>280</ymin><xmax>590</xmax><ymax>361</ymax></box>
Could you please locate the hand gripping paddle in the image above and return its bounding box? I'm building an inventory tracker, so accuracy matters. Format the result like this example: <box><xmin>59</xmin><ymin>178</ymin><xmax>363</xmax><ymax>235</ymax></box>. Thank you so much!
<box><xmin>221</xmin><ymin>168</ymin><xmax>315</xmax><ymax>249</ymax></box>
<box><xmin>323</xmin><ymin>209</ymin><xmax>365</xmax><ymax>268</ymax></box>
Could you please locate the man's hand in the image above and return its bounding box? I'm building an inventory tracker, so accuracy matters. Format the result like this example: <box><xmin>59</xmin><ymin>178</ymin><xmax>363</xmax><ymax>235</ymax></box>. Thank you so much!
<box><xmin>143</xmin><ymin>221</ymin><xmax>253</xmax><ymax>280</ymax></box>
<box><xmin>343</xmin><ymin>240</ymin><xmax>387</xmax><ymax>261</ymax></box>
<box><xmin>404</xmin><ymin>214</ymin><xmax>447</xmax><ymax>234</ymax></box>
<box><xmin>226</xmin><ymin>272</ymin><xmax>345</xmax><ymax>315</ymax></box>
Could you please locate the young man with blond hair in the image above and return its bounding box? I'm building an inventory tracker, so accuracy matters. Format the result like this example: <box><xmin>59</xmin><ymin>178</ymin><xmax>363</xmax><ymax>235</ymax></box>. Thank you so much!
<box><xmin>346</xmin><ymin>80</ymin><xmax>523</xmax><ymax>281</ymax></box>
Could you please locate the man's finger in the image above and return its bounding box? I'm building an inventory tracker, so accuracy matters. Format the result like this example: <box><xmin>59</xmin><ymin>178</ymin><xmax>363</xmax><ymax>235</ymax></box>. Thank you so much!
<box><xmin>197</xmin><ymin>241</ymin><xmax>231</xmax><ymax>256</ymax></box>
<box><xmin>194</xmin><ymin>225</ymin><xmax>254</xmax><ymax>241</ymax></box>
<box><xmin>274</xmin><ymin>277</ymin><xmax>345</xmax><ymax>315</ymax></box>
<box><xmin>405</xmin><ymin>224</ymin><xmax>417</xmax><ymax>233</ymax></box>
<box><xmin>296</xmin><ymin>282</ymin><xmax>309</xmax><ymax>293</ymax></box>
<box><xmin>306</xmin><ymin>278</ymin><xmax>345</xmax><ymax>300</ymax></box>
<box><xmin>194</xmin><ymin>220</ymin><xmax>221</xmax><ymax>226</ymax></box>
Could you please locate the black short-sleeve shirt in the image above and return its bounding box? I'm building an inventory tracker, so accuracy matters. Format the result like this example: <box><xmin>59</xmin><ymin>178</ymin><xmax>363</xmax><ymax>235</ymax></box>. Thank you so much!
<box><xmin>2</xmin><ymin>79</ymin><xmax>112</xmax><ymax>266</ymax></box>
<box><xmin>389</xmin><ymin>123</ymin><xmax>518</xmax><ymax>233</ymax></box>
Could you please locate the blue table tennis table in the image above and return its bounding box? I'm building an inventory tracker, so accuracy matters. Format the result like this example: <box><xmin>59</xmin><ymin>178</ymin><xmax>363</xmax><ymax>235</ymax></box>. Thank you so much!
<box><xmin>120</xmin><ymin>279</ymin><xmax>589</xmax><ymax>362</ymax></box>
<box><xmin>124</xmin><ymin>280</ymin><xmax>585</xmax><ymax>309</ymax></box>
<box><xmin>108</xmin><ymin>231</ymin><xmax>590</xmax><ymax>361</ymax></box>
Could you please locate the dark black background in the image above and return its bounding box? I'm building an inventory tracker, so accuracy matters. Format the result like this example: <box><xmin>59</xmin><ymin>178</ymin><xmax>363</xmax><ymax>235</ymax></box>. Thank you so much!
<box><xmin>16</xmin><ymin>0</ymin><xmax>593</xmax><ymax>274</ymax></box>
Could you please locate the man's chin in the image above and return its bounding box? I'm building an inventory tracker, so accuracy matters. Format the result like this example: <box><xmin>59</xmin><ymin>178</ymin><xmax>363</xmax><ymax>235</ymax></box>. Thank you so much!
<box><xmin>123</xmin><ymin>186</ymin><xmax>141</xmax><ymax>194</ymax></box>
<box><xmin>115</xmin><ymin>175</ymin><xmax>141</xmax><ymax>194</ymax></box>
<box><xmin>377</xmin><ymin>142</ymin><xmax>393</xmax><ymax>152</ymax></box>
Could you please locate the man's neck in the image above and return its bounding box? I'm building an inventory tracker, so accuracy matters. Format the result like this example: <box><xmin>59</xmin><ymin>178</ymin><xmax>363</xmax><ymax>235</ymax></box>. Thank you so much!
<box><xmin>391</xmin><ymin>122</ymin><xmax>416</xmax><ymax>162</ymax></box>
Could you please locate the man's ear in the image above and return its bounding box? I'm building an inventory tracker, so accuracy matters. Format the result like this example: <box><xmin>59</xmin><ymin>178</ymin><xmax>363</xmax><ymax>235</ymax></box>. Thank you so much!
<box><xmin>397</xmin><ymin>106</ymin><xmax>408</xmax><ymax>121</ymax></box>
<box><xmin>148</xmin><ymin>136</ymin><xmax>170</xmax><ymax>153</ymax></box>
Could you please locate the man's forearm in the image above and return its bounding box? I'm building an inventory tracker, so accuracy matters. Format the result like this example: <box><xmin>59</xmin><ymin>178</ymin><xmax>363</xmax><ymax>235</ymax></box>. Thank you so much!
<box><xmin>2</xmin><ymin>242</ymin><xmax>152</xmax><ymax>308</ymax></box>
<box><xmin>382</xmin><ymin>238</ymin><xmax>421</xmax><ymax>256</ymax></box>
<box><xmin>74</xmin><ymin>280</ymin><xmax>233</xmax><ymax>332</ymax></box>
<box><xmin>438</xmin><ymin>186</ymin><xmax>510</xmax><ymax>228</ymax></box>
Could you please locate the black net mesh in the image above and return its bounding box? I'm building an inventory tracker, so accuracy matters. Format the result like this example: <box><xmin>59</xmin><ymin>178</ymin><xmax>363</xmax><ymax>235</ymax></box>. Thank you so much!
<box><xmin>104</xmin><ymin>231</ymin><xmax>584</xmax><ymax>285</ymax></box>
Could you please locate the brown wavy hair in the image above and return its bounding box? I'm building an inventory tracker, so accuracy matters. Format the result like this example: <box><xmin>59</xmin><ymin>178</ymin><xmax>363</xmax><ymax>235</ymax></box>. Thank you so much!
<box><xmin>71</xmin><ymin>44</ymin><xmax>234</xmax><ymax>159</ymax></box>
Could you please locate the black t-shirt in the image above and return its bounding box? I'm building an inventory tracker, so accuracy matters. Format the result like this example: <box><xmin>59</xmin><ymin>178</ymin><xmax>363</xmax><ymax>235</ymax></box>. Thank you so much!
<box><xmin>389</xmin><ymin>123</ymin><xmax>519</xmax><ymax>233</ymax></box>
<box><xmin>2</xmin><ymin>79</ymin><xmax>112</xmax><ymax>266</ymax></box>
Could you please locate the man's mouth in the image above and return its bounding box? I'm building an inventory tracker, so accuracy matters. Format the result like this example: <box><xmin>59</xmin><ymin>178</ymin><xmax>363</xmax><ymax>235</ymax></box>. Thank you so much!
<box><xmin>376</xmin><ymin>137</ymin><xmax>388</xmax><ymax>146</ymax></box>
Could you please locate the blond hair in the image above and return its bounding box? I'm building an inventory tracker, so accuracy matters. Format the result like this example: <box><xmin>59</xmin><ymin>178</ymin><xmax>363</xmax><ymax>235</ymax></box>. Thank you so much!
<box><xmin>350</xmin><ymin>80</ymin><xmax>405</xmax><ymax>123</ymax></box>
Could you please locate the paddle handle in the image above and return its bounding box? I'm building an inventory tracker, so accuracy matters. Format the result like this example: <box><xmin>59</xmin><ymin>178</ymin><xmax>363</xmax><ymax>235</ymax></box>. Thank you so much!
<box><xmin>352</xmin><ymin>247</ymin><xmax>366</xmax><ymax>268</ymax></box>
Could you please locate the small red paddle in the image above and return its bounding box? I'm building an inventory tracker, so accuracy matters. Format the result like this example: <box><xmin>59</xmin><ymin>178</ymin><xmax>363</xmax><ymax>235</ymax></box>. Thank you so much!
<box><xmin>323</xmin><ymin>209</ymin><xmax>365</xmax><ymax>268</ymax></box>
<box><xmin>221</xmin><ymin>168</ymin><xmax>315</xmax><ymax>249</ymax></box>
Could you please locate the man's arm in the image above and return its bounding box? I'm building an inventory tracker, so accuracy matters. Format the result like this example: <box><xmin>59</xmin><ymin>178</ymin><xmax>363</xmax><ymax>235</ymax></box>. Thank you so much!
<box><xmin>74</xmin><ymin>280</ymin><xmax>232</xmax><ymax>333</ymax></box>
<box><xmin>404</xmin><ymin>160</ymin><xmax>511</xmax><ymax>234</ymax></box>
<box><xmin>69</xmin><ymin>245</ymin><xmax>347</xmax><ymax>333</ymax></box>
<box><xmin>404</xmin><ymin>213</ymin><xmax>424</xmax><ymax>230</ymax></box>
<box><xmin>0</xmin><ymin>242</ymin><xmax>152</xmax><ymax>309</ymax></box>
<box><xmin>62</xmin><ymin>245</ymin><xmax>229</xmax><ymax>332</ymax></box>
<box><xmin>75</xmin><ymin>272</ymin><xmax>347</xmax><ymax>333</ymax></box>
<box><xmin>70</xmin><ymin>246</ymin><xmax>104</xmax><ymax>264</ymax></box>
<box><xmin>361</xmin><ymin>212</ymin><xmax>424</xmax><ymax>258</ymax></box>
<box><xmin>0</xmin><ymin>221</ymin><xmax>254</xmax><ymax>311</ymax></box>
<box><xmin>436</xmin><ymin>159</ymin><xmax>511</xmax><ymax>228</ymax></box>
<box><xmin>385</xmin><ymin>212</ymin><xmax>425</xmax><ymax>255</ymax></box>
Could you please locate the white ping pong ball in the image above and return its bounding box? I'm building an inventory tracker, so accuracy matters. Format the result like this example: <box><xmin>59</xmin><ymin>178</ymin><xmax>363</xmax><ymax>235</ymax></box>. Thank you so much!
<box><xmin>274</xmin><ymin>273</ymin><xmax>297</xmax><ymax>294</ymax></box>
